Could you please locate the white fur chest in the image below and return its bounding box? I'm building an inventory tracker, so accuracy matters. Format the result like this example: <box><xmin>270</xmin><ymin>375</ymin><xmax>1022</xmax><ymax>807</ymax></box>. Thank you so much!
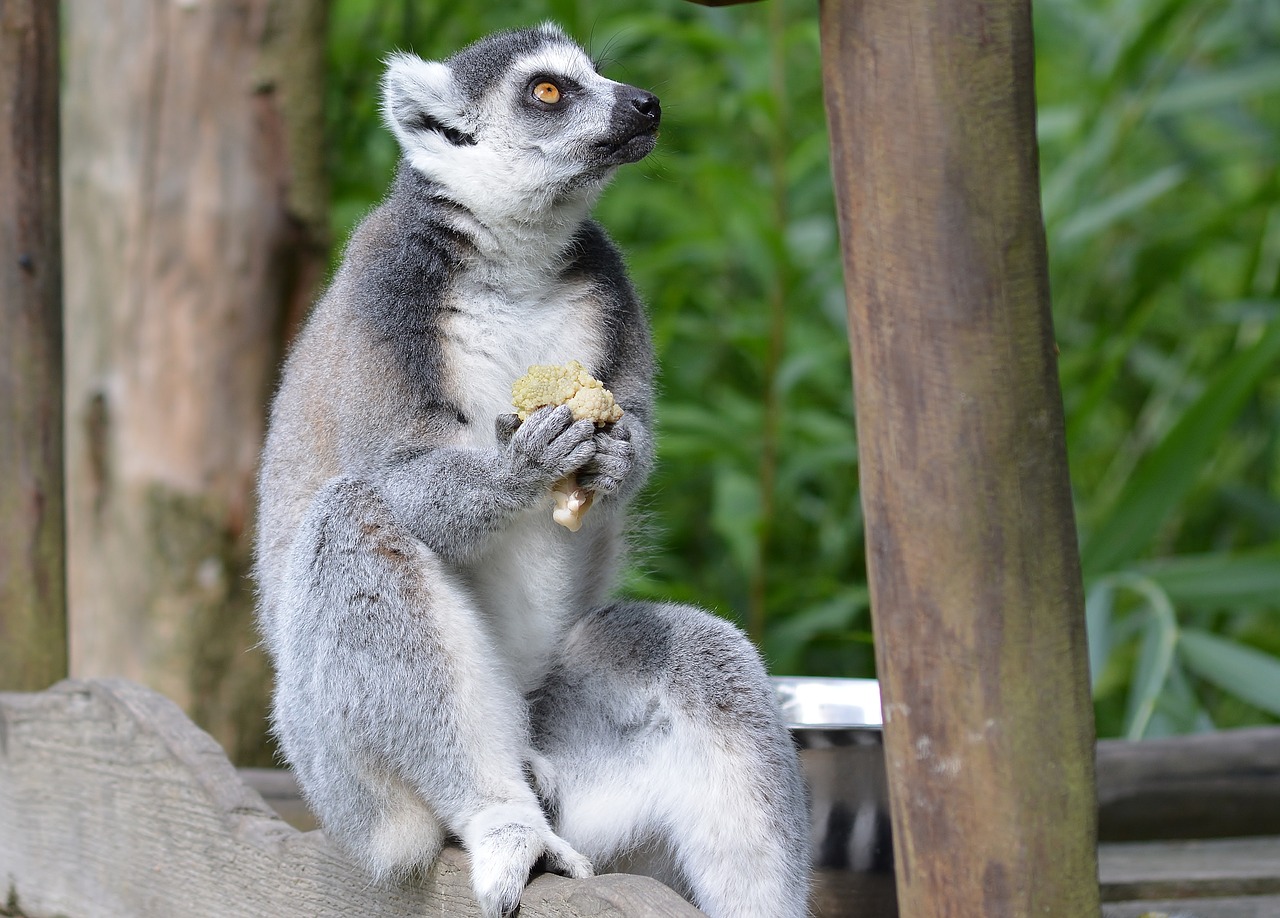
<box><xmin>438</xmin><ymin>264</ymin><xmax>612</xmax><ymax>690</ymax></box>
<box><xmin>441</xmin><ymin>270</ymin><xmax>605</xmax><ymax>448</ymax></box>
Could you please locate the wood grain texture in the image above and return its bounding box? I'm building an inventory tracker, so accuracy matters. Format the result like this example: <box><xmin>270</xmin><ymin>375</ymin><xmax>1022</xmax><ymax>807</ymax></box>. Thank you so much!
<box><xmin>819</xmin><ymin>0</ymin><xmax>1100</xmax><ymax>914</ymax></box>
<box><xmin>1097</xmin><ymin>728</ymin><xmax>1280</xmax><ymax>842</ymax></box>
<box><xmin>0</xmin><ymin>680</ymin><xmax>703</xmax><ymax>918</ymax></box>
<box><xmin>1103</xmin><ymin>896</ymin><xmax>1280</xmax><ymax>918</ymax></box>
<box><xmin>0</xmin><ymin>0</ymin><xmax>68</xmax><ymax>690</ymax></box>
<box><xmin>1099</xmin><ymin>837</ymin><xmax>1280</xmax><ymax>903</ymax></box>
<box><xmin>60</xmin><ymin>0</ymin><xmax>329</xmax><ymax>763</ymax></box>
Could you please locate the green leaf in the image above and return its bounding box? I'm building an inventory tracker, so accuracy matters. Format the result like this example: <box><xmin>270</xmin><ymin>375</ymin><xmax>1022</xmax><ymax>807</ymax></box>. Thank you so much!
<box><xmin>1081</xmin><ymin>321</ymin><xmax>1280</xmax><ymax>577</ymax></box>
<box><xmin>1179</xmin><ymin>629</ymin><xmax>1280</xmax><ymax>718</ymax></box>
<box><xmin>1085</xmin><ymin>579</ymin><xmax>1118</xmax><ymax>692</ymax></box>
<box><xmin>1057</xmin><ymin>165</ymin><xmax>1187</xmax><ymax>244</ymax></box>
<box><xmin>1147</xmin><ymin>659</ymin><xmax>1215</xmax><ymax>737</ymax></box>
<box><xmin>1120</xmin><ymin>578</ymin><xmax>1179</xmax><ymax>740</ymax></box>
<box><xmin>710</xmin><ymin>469</ymin><xmax>763</xmax><ymax>577</ymax></box>
<box><xmin>1135</xmin><ymin>548</ymin><xmax>1280</xmax><ymax>608</ymax></box>
<box><xmin>1036</xmin><ymin>105</ymin><xmax>1082</xmax><ymax>141</ymax></box>
<box><xmin>765</xmin><ymin>589</ymin><xmax>869</xmax><ymax>674</ymax></box>
<box><xmin>1150</xmin><ymin>61</ymin><xmax>1280</xmax><ymax>117</ymax></box>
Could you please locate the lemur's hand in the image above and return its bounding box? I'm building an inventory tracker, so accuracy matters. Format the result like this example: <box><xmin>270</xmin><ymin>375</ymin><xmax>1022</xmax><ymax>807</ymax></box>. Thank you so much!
<box><xmin>501</xmin><ymin>405</ymin><xmax>596</xmax><ymax>491</ymax></box>
<box><xmin>463</xmin><ymin>801</ymin><xmax>593</xmax><ymax>918</ymax></box>
<box><xmin>578</xmin><ymin>416</ymin><xmax>636</xmax><ymax>496</ymax></box>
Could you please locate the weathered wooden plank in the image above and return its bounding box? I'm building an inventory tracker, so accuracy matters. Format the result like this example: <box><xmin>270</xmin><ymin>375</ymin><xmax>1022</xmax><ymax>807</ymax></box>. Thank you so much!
<box><xmin>0</xmin><ymin>680</ymin><xmax>702</xmax><ymax>918</ymax></box>
<box><xmin>1097</xmin><ymin>728</ymin><xmax>1280</xmax><ymax>841</ymax></box>
<box><xmin>1099</xmin><ymin>837</ymin><xmax>1280</xmax><ymax>903</ymax></box>
<box><xmin>1103</xmin><ymin>896</ymin><xmax>1280</xmax><ymax>918</ymax></box>
<box><xmin>819</xmin><ymin>0</ymin><xmax>1100</xmax><ymax>913</ymax></box>
<box><xmin>239</xmin><ymin>766</ymin><xmax>318</xmax><ymax>832</ymax></box>
<box><xmin>0</xmin><ymin>0</ymin><xmax>67</xmax><ymax>692</ymax></box>
<box><xmin>247</xmin><ymin>724</ymin><xmax>1280</xmax><ymax>846</ymax></box>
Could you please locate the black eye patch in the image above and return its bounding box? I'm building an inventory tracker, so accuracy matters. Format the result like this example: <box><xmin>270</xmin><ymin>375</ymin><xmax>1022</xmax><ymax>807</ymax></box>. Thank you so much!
<box><xmin>400</xmin><ymin>108</ymin><xmax>477</xmax><ymax>147</ymax></box>
<box><xmin>523</xmin><ymin>73</ymin><xmax>584</xmax><ymax>108</ymax></box>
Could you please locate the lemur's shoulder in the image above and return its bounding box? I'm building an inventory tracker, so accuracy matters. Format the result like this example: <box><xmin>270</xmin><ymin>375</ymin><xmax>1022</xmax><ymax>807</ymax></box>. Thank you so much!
<box><xmin>563</xmin><ymin>220</ymin><xmax>647</xmax><ymax>331</ymax></box>
<box><xmin>564</xmin><ymin>220</ymin><xmax>626</xmax><ymax>285</ymax></box>
<box><xmin>299</xmin><ymin>169</ymin><xmax>470</xmax><ymax>422</ymax></box>
<box><xmin>342</xmin><ymin>167</ymin><xmax>476</xmax><ymax>307</ymax></box>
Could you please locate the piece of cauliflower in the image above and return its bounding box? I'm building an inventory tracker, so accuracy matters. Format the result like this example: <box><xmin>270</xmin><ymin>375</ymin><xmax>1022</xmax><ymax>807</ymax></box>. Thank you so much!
<box><xmin>511</xmin><ymin>360</ymin><xmax>623</xmax><ymax>531</ymax></box>
<box><xmin>511</xmin><ymin>360</ymin><xmax>623</xmax><ymax>426</ymax></box>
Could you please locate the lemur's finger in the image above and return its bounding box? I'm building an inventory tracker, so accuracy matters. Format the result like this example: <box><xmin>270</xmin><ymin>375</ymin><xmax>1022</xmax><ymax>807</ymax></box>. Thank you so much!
<box><xmin>593</xmin><ymin>432</ymin><xmax>634</xmax><ymax>463</ymax></box>
<box><xmin>549</xmin><ymin>420</ymin><xmax>598</xmax><ymax>472</ymax></box>
<box><xmin>468</xmin><ymin>817</ymin><xmax>591</xmax><ymax>917</ymax></box>
<box><xmin>494</xmin><ymin>413</ymin><xmax>521</xmax><ymax>445</ymax></box>
<box><xmin>580</xmin><ymin>433</ymin><xmax>633</xmax><ymax>494</ymax></box>
<box><xmin>513</xmin><ymin>404</ymin><xmax>574</xmax><ymax>449</ymax></box>
<box><xmin>542</xmin><ymin>832</ymin><xmax>593</xmax><ymax>880</ymax></box>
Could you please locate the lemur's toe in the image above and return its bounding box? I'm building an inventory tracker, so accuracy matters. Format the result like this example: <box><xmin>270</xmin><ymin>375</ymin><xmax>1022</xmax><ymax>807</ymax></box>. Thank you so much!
<box><xmin>540</xmin><ymin>827</ymin><xmax>593</xmax><ymax>880</ymax></box>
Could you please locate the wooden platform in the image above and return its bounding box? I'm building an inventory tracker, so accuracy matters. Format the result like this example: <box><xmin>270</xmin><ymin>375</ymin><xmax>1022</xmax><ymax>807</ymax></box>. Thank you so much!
<box><xmin>3</xmin><ymin>679</ymin><xmax>1279</xmax><ymax>917</ymax></box>
<box><xmin>1100</xmin><ymin>838</ymin><xmax>1280</xmax><ymax>917</ymax></box>
<box><xmin>0</xmin><ymin>680</ymin><xmax>698</xmax><ymax>918</ymax></box>
<box><xmin>243</xmin><ymin>720</ymin><xmax>1280</xmax><ymax>918</ymax></box>
<box><xmin>1093</xmin><ymin>728</ymin><xmax>1280</xmax><ymax>917</ymax></box>
<box><xmin>242</xmin><ymin>779</ymin><xmax>1280</xmax><ymax>918</ymax></box>
<box><xmin>241</xmin><ymin>713</ymin><xmax>1280</xmax><ymax>918</ymax></box>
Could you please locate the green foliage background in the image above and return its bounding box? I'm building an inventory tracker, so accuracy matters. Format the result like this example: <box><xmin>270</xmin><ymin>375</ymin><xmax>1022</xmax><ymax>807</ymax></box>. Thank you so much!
<box><xmin>326</xmin><ymin>0</ymin><xmax>1280</xmax><ymax>739</ymax></box>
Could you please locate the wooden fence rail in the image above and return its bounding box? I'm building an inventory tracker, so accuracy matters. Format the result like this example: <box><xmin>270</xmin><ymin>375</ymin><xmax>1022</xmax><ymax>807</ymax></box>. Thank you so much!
<box><xmin>5</xmin><ymin>679</ymin><xmax>1280</xmax><ymax>917</ymax></box>
<box><xmin>0</xmin><ymin>680</ymin><xmax>698</xmax><ymax>918</ymax></box>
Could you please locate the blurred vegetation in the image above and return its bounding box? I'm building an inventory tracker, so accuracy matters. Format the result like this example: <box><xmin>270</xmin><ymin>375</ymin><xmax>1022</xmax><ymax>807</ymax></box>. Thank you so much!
<box><xmin>325</xmin><ymin>0</ymin><xmax>1280</xmax><ymax>738</ymax></box>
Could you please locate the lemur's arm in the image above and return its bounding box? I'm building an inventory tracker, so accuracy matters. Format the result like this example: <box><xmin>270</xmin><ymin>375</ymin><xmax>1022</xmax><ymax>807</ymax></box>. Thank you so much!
<box><xmin>379</xmin><ymin>406</ymin><xmax>598</xmax><ymax>564</ymax></box>
<box><xmin>357</xmin><ymin>217</ymin><xmax>649</xmax><ymax>560</ymax></box>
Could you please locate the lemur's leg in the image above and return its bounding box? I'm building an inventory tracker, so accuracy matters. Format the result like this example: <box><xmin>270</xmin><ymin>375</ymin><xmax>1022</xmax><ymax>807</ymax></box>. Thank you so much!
<box><xmin>272</xmin><ymin>477</ymin><xmax>591</xmax><ymax>917</ymax></box>
<box><xmin>283</xmin><ymin>744</ymin><xmax>447</xmax><ymax>879</ymax></box>
<box><xmin>529</xmin><ymin>601</ymin><xmax>811</xmax><ymax>918</ymax></box>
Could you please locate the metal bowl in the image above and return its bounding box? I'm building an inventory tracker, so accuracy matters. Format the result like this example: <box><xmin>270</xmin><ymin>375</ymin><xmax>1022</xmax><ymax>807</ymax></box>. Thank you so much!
<box><xmin>773</xmin><ymin>677</ymin><xmax>898</xmax><ymax>918</ymax></box>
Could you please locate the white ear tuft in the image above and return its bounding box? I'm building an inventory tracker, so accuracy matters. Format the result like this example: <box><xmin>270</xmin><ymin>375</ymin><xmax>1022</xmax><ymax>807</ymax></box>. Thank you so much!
<box><xmin>380</xmin><ymin>53</ymin><xmax>469</xmax><ymax>152</ymax></box>
<box><xmin>535</xmin><ymin>21</ymin><xmax>569</xmax><ymax>41</ymax></box>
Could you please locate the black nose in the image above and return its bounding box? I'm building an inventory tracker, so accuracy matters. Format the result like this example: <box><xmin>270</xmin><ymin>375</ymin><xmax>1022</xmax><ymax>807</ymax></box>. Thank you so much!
<box><xmin>631</xmin><ymin>92</ymin><xmax>661</xmax><ymax>125</ymax></box>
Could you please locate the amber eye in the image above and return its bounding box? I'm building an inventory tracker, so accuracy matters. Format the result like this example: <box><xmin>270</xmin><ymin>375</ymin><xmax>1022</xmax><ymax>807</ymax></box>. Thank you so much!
<box><xmin>533</xmin><ymin>81</ymin><xmax>561</xmax><ymax>104</ymax></box>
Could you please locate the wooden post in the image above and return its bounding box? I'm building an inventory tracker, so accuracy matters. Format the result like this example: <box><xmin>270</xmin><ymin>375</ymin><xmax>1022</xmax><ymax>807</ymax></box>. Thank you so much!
<box><xmin>819</xmin><ymin>0</ymin><xmax>1100</xmax><ymax>915</ymax></box>
<box><xmin>61</xmin><ymin>0</ymin><xmax>329</xmax><ymax>763</ymax></box>
<box><xmin>0</xmin><ymin>0</ymin><xmax>68</xmax><ymax>690</ymax></box>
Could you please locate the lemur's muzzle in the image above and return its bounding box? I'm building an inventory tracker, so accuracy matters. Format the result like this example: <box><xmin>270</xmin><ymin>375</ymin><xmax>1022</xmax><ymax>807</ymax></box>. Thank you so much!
<box><xmin>623</xmin><ymin>90</ymin><xmax>662</xmax><ymax>128</ymax></box>
<box><xmin>596</xmin><ymin>87</ymin><xmax>661</xmax><ymax>165</ymax></box>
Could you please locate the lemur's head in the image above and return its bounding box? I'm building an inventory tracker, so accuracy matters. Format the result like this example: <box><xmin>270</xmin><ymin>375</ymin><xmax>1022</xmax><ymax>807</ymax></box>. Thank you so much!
<box><xmin>382</xmin><ymin>24</ymin><xmax>660</xmax><ymax>221</ymax></box>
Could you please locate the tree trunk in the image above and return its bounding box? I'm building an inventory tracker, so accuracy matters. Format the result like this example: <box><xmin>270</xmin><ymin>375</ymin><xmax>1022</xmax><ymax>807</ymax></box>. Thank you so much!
<box><xmin>62</xmin><ymin>0</ymin><xmax>328</xmax><ymax>764</ymax></box>
<box><xmin>0</xmin><ymin>0</ymin><xmax>67</xmax><ymax>691</ymax></box>
<box><xmin>820</xmin><ymin>0</ymin><xmax>1101</xmax><ymax>913</ymax></box>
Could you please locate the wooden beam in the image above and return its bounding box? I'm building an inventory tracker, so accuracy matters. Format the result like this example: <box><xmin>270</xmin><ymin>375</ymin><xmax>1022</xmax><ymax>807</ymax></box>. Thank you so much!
<box><xmin>240</xmin><ymin>725</ymin><xmax>1280</xmax><ymax>845</ymax></box>
<box><xmin>1103</xmin><ymin>897</ymin><xmax>1280</xmax><ymax>918</ymax></box>
<box><xmin>0</xmin><ymin>0</ymin><xmax>67</xmax><ymax>690</ymax></box>
<box><xmin>1099</xmin><ymin>837</ymin><xmax>1280</xmax><ymax>902</ymax></box>
<box><xmin>819</xmin><ymin>0</ymin><xmax>1101</xmax><ymax>914</ymax></box>
<box><xmin>1097</xmin><ymin>728</ymin><xmax>1280</xmax><ymax>842</ymax></box>
<box><xmin>0</xmin><ymin>680</ymin><xmax>701</xmax><ymax>918</ymax></box>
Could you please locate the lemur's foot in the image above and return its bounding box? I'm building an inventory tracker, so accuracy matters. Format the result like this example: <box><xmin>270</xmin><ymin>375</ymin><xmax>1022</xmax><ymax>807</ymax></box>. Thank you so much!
<box><xmin>464</xmin><ymin>803</ymin><xmax>593</xmax><ymax>917</ymax></box>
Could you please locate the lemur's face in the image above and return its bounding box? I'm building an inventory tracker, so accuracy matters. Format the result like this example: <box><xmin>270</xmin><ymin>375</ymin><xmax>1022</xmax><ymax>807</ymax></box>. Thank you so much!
<box><xmin>382</xmin><ymin>24</ymin><xmax>661</xmax><ymax>217</ymax></box>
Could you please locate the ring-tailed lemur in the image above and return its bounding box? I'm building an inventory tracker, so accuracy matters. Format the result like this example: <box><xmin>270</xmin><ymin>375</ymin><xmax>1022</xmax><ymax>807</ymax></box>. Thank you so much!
<box><xmin>254</xmin><ymin>23</ymin><xmax>809</xmax><ymax>918</ymax></box>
